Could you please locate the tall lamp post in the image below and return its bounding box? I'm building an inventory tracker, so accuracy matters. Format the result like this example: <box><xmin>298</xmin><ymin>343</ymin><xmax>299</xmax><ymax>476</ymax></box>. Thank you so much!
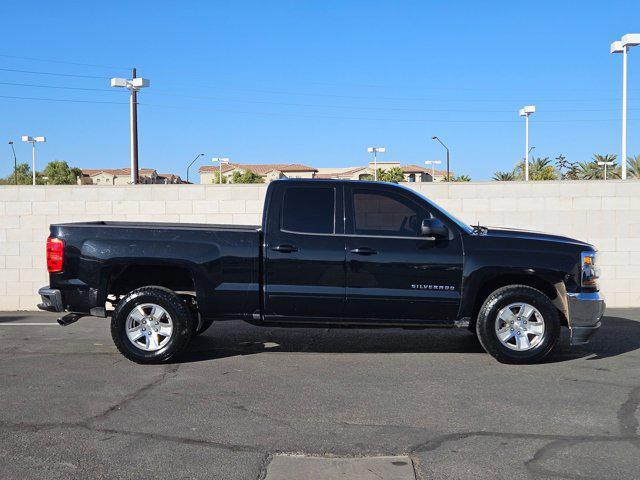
<box><xmin>211</xmin><ymin>157</ymin><xmax>230</xmax><ymax>184</ymax></box>
<box><xmin>598</xmin><ymin>160</ymin><xmax>615</xmax><ymax>180</ymax></box>
<box><xmin>611</xmin><ymin>34</ymin><xmax>640</xmax><ymax>180</ymax></box>
<box><xmin>519</xmin><ymin>106</ymin><xmax>536</xmax><ymax>181</ymax></box>
<box><xmin>367</xmin><ymin>147</ymin><xmax>386</xmax><ymax>181</ymax></box>
<box><xmin>8</xmin><ymin>140</ymin><xmax>18</xmax><ymax>185</ymax></box>
<box><xmin>186</xmin><ymin>153</ymin><xmax>204</xmax><ymax>183</ymax></box>
<box><xmin>110</xmin><ymin>69</ymin><xmax>150</xmax><ymax>184</ymax></box>
<box><xmin>424</xmin><ymin>160</ymin><xmax>442</xmax><ymax>181</ymax></box>
<box><xmin>21</xmin><ymin>135</ymin><xmax>46</xmax><ymax>185</ymax></box>
<box><xmin>431</xmin><ymin>136</ymin><xmax>450</xmax><ymax>181</ymax></box>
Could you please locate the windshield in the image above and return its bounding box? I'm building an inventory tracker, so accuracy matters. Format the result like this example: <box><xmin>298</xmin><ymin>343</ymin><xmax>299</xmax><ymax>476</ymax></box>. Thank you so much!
<box><xmin>406</xmin><ymin>187</ymin><xmax>474</xmax><ymax>233</ymax></box>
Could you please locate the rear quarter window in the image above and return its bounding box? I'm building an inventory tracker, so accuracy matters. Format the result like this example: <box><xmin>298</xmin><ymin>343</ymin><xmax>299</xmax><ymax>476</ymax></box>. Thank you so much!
<box><xmin>281</xmin><ymin>187</ymin><xmax>335</xmax><ymax>234</ymax></box>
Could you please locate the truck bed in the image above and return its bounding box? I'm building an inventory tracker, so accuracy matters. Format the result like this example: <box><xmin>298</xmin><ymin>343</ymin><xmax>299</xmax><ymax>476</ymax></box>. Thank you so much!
<box><xmin>54</xmin><ymin>221</ymin><xmax>261</xmax><ymax>231</ymax></box>
<box><xmin>47</xmin><ymin>221</ymin><xmax>262</xmax><ymax>318</ymax></box>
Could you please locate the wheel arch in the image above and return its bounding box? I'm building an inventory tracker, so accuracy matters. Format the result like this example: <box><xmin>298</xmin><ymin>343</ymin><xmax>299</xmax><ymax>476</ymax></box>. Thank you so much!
<box><xmin>104</xmin><ymin>262</ymin><xmax>199</xmax><ymax>302</ymax></box>
<box><xmin>466</xmin><ymin>272</ymin><xmax>569</xmax><ymax>329</ymax></box>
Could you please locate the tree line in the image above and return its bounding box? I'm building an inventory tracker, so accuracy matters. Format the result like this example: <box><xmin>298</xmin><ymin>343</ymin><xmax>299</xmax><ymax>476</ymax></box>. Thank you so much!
<box><xmin>493</xmin><ymin>154</ymin><xmax>640</xmax><ymax>181</ymax></box>
<box><xmin>362</xmin><ymin>167</ymin><xmax>471</xmax><ymax>183</ymax></box>
<box><xmin>0</xmin><ymin>161</ymin><xmax>82</xmax><ymax>185</ymax></box>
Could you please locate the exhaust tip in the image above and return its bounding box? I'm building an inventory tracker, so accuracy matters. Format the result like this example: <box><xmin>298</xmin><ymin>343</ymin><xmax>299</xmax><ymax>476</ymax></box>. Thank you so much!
<box><xmin>57</xmin><ymin>313</ymin><xmax>83</xmax><ymax>326</ymax></box>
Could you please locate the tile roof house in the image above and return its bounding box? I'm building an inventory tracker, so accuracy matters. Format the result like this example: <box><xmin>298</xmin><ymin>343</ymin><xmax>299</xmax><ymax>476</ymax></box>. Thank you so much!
<box><xmin>198</xmin><ymin>161</ymin><xmax>449</xmax><ymax>184</ymax></box>
<box><xmin>315</xmin><ymin>162</ymin><xmax>450</xmax><ymax>182</ymax></box>
<box><xmin>199</xmin><ymin>163</ymin><xmax>318</xmax><ymax>184</ymax></box>
<box><xmin>79</xmin><ymin>168</ymin><xmax>183</xmax><ymax>185</ymax></box>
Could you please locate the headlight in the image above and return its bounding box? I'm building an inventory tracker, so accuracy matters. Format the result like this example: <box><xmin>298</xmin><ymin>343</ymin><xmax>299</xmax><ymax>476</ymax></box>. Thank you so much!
<box><xmin>581</xmin><ymin>251</ymin><xmax>599</xmax><ymax>288</ymax></box>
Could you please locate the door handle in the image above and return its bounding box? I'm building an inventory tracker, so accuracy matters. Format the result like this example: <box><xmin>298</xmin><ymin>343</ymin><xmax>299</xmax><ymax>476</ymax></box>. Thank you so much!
<box><xmin>272</xmin><ymin>244</ymin><xmax>299</xmax><ymax>253</ymax></box>
<box><xmin>349</xmin><ymin>247</ymin><xmax>378</xmax><ymax>256</ymax></box>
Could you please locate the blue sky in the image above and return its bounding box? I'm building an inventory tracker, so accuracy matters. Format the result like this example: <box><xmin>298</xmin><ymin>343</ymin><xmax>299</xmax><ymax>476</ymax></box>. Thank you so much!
<box><xmin>1</xmin><ymin>0</ymin><xmax>639</xmax><ymax>181</ymax></box>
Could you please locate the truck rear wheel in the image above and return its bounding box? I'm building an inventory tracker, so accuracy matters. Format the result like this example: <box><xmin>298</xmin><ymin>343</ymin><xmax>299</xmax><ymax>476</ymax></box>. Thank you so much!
<box><xmin>111</xmin><ymin>286</ymin><xmax>195</xmax><ymax>364</ymax></box>
<box><xmin>476</xmin><ymin>285</ymin><xmax>560</xmax><ymax>364</ymax></box>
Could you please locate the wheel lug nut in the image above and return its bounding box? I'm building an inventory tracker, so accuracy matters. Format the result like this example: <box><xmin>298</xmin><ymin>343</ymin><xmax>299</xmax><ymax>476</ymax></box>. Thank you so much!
<box><xmin>510</xmin><ymin>328</ymin><xmax>514</xmax><ymax>331</ymax></box>
<box><xmin>142</xmin><ymin>327</ymin><xmax>146</xmax><ymax>331</ymax></box>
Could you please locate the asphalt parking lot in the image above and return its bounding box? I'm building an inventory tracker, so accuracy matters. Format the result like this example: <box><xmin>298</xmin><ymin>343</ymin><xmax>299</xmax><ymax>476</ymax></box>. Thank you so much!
<box><xmin>0</xmin><ymin>310</ymin><xmax>638</xmax><ymax>480</ymax></box>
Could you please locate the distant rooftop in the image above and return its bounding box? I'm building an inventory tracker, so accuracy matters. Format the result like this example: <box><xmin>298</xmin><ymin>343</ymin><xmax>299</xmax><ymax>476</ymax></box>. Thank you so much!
<box><xmin>199</xmin><ymin>163</ymin><xmax>318</xmax><ymax>175</ymax></box>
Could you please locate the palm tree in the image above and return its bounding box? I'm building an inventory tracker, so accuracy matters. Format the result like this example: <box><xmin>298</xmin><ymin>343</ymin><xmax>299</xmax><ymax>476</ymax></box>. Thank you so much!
<box><xmin>454</xmin><ymin>174</ymin><xmax>471</xmax><ymax>182</ymax></box>
<box><xmin>531</xmin><ymin>157</ymin><xmax>558</xmax><ymax>180</ymax></box>
<box><xmin>514</xmin><ymin>157</ymin><xmax>557</xmax><ymax>180</ymax></box>
<box><xmin>442</xmin><ymin>173</ymin><xmax>471</xmax><ymax>182</ymax></box>
<box><xmin>627</xmin><ymin>155</ymin><xmax>640</xmax><ymax>179</ymax></box>
<box><xmin>493</xmin><ymin>171</ymin><xmax>516</xmax><ymax>181</ymax></box>
<box><xmin>586</xmin><ymin>154</ymin><xmax>620</xmax><ymax>180</ymax></box>
<box><xmin>575</xmin><ymin>161</ymin><xmax>601</xmax><ymax>180</ymax></box>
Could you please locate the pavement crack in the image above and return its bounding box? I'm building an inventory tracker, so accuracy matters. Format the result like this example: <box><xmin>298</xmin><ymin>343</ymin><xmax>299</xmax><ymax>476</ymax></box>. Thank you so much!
<box><xmin>0</xmin><ymin>420</ymin><xmax>266</xmax><ymax>454</ymax></box>
<box><xmin>90</xmin><ymin>426</ymin><xmax>265</xmax><ymax>453</ymax></box>
<box><xmin>524</xmin><ymin>438</ymin><xmax>588</xmax><ymax>480</ymax></box>
<box><xmin>256</xmin><ymin>452</ymin><xmax>273</xmax><ymax>480</ymax></box>
<box><xmin>230</xmin><ymin>402</ymin><xmax>300</xmax><ymax>432</ymax></box>
<box><xmin>83</xmin><ymin>364</ymin><xmax>180</xmax><ymax>426</ymax></box>
<box><xmin>617</xmin><ymin>386</ymin><xmax>640</xmax><ymax>438</ymax></box>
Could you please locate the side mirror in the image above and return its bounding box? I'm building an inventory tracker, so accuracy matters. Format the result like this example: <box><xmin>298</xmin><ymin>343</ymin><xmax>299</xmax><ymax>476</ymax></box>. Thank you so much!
<box><xmin>421</xmin><ymin>218</ymin><xmax>448</xmax><ymax>239</ymax></box>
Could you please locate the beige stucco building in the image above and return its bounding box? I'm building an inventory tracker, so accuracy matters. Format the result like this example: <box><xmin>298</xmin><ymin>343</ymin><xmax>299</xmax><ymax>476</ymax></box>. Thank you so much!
<box><xmin>315</xmin><ymin>162</ymin><xmax>450</xmax><ymax>182</ymax></box>
<box><xmin>79</xmin><ymin>169</ymin><xmax>183</xmax><ymax>185</ymax></box>
<box><xmin>198</xmin><ymin>161</ymin><xmax>449</xmax><ymax>184</ymax></box>
<box><xmin>199</xmin><ymin>163</ymin><xmax>318</xmax><ymax>184</ymax></box>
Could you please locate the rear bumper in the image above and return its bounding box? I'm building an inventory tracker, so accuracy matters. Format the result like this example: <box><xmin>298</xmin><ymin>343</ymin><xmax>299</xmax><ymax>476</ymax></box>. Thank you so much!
<box><xmin>37</xmin><ymin>286</ymin><xmax>64</xmax><ymax>312</ymax></box>
<box><xmin>567</xmin><ymin>291</ymin><xmax>605</xmax><ymax>345</ymax></box>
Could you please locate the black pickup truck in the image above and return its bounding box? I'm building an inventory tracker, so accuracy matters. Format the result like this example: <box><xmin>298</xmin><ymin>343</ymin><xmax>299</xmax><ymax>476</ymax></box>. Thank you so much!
<box><xmin>38</xmin><ymin>179</ymin><xmax>605</xmax><ymax>364</ymax></box>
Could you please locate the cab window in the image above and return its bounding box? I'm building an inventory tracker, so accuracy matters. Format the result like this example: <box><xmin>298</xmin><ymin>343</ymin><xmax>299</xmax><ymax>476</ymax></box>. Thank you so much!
<box><xmin>281</xmin><ymin>187</ymin><xmax>335</xmax><ymax>234</ymax></box>
<box><xmin>351</xmin><ymin>189</ymin><xmax>428</xmax><ymax>237</ymax></box>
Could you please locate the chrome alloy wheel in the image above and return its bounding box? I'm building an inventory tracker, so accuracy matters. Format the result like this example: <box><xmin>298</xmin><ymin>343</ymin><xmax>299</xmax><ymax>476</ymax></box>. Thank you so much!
<box><xmin>494</xmin><ymin>302</ymin><xmax>545</xmax><ymax>351</ymax></box>
<box><xmin>125</xmin><ymin>303</ymin><xmax>173</xmax><ymax>352</ymax></box>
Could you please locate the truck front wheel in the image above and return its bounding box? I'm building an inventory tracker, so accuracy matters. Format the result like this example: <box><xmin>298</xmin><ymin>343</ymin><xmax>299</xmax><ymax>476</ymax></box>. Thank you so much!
<box><xmin>476</xmin><ymin>285</ymin><xmax>560</xmax><ymax>364</ymax></box>
<box><xmin>111</xmin><ymin>286</ymin><xmax>195</xmax><ymax>364</ymax></box>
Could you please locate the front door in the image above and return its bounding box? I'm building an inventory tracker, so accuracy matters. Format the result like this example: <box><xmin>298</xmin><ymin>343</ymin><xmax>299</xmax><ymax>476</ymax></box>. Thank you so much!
<box><xmin>263</xmin><ymin>184</ymin><xmax>346</xmax><ymax>321</ymax></box>
<box><xmin>344</xmin><ymin>184</ymin><xmax>463</xmax><ymax>323</ymax></box>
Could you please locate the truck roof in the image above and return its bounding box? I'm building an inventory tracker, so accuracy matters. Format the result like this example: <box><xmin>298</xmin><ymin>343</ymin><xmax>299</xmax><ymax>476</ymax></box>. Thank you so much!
<box><xmin>270</xmin><ymin>178</ymin><xmax>401</xmax><ymax>187</ymax></box>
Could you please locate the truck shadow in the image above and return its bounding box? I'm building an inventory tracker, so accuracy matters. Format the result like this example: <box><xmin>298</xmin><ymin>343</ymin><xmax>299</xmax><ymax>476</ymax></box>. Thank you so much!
<box><xmin>176</xmin><ymin>314</ymin><xmax>640</xmax><ymax>364</ymax></box>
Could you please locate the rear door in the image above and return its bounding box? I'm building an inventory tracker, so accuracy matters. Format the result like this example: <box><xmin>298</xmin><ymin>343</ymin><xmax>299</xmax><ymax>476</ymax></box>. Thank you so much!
<box><xmin>263</xmin><ymin>183</ymin><xmax>346</xmax><ymax>321</ymax></box>
<box><xmin>344</xmin><ymin>184</ymin><xmax>463</xmax><ymax>323</ymax></box>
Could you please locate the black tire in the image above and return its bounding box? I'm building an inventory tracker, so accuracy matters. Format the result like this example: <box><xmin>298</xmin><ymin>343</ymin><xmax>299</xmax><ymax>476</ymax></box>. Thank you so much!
<box><xmin>111</xmin><ymin>286</ymin><xmax>195</xmax><ymax>364</ymax></box>
<box><xmin>476</xmin><ymin>285</ymin><xmax>560</xmax><ymax>364</ymax></box>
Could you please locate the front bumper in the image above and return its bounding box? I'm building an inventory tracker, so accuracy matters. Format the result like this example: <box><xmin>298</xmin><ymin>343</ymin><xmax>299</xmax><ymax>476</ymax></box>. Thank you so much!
<box><xmin>567</xmin><ymin>291</ymin><xmax>605</xmax><ymax>345</ymax></box>
<box><xmin>37</xmin><ymin>286</ymin><xmax>64</xmax><ymax>312</ymax></box>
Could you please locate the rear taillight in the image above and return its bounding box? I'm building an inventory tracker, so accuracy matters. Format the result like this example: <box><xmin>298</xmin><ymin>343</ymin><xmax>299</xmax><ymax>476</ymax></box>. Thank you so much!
<box><xmin>46</xmin><ymin>237</ymin><xmax>64</xmax><ymax>273</ymax></box>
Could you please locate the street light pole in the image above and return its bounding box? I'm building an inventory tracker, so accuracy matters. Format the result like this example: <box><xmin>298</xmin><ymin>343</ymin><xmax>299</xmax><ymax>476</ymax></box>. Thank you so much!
<box><xmin>186</xmin><ymin>153</ymin><xmax>204</xmax><ymax>183</ymax></box>
<box><xmin>110</xmin><ymin>70</ymin><xmax>150</xmax><ymax>185</ymax></box>
<box><xmin>598</xmin><ymin>161</ymin><xmax>614</xmax><ymax>180</ymax></box>
<box><xmin>519</xmin><ymin>106</ymin><xmax>536</xmax><ymax>181</ymax></box>
<box><xmin>130</xmin><ymin>68</ymin><xmax>139</xmax><ymax>185</ymax></box>
<box><xmin>367</xmin><ymin>147</ymin><xmax>386</xmax><ymax>181</ymax></box>
<box><xmin>611</xmin><ymin>34</ymin><xmax>640</xmax><ymax>180</ymax></box>
<box><xmin>8</xmin><ymin>141</ymin><xmax>17</xmax><ymax>185</ymax></box>
<box><xmin>431</xmin><ymin>136</ymin><xmax>450</xmax><ymax>181</ymax></box>
<box><xmin>211</xmin><ymin>157</ymin><xmax>230</xmax><ymax>184</ymax></box>
<box><xmin>21</xmin><ymin>136</ymin><xmax>46</xmax><ymax>185</ymax></box>
<box><xmin>622</xmin><ymin>45</ymin><xmax>627</xmax><ymax>180</ymax></box>
<box><xmin>424</xmin><ymin>160</ymin><xmax>441</xmax><ymax>181</ymax></box>
<box><xmin>525</xmin><ymin>115</ymin><xmax>529</xmax><ymax>181</ymax></box>
<box><xmin>31</xmin><ymin>142</ymin><xmax>35</xmax><ymax>185</ymax></box>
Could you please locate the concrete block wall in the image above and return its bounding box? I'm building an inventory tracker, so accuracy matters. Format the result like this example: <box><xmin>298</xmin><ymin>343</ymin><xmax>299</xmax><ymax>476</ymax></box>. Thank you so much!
<box><xmin>0</xmin><ymin>180</ymin><xmax>638</xmax><ymax>310</ymax></box>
